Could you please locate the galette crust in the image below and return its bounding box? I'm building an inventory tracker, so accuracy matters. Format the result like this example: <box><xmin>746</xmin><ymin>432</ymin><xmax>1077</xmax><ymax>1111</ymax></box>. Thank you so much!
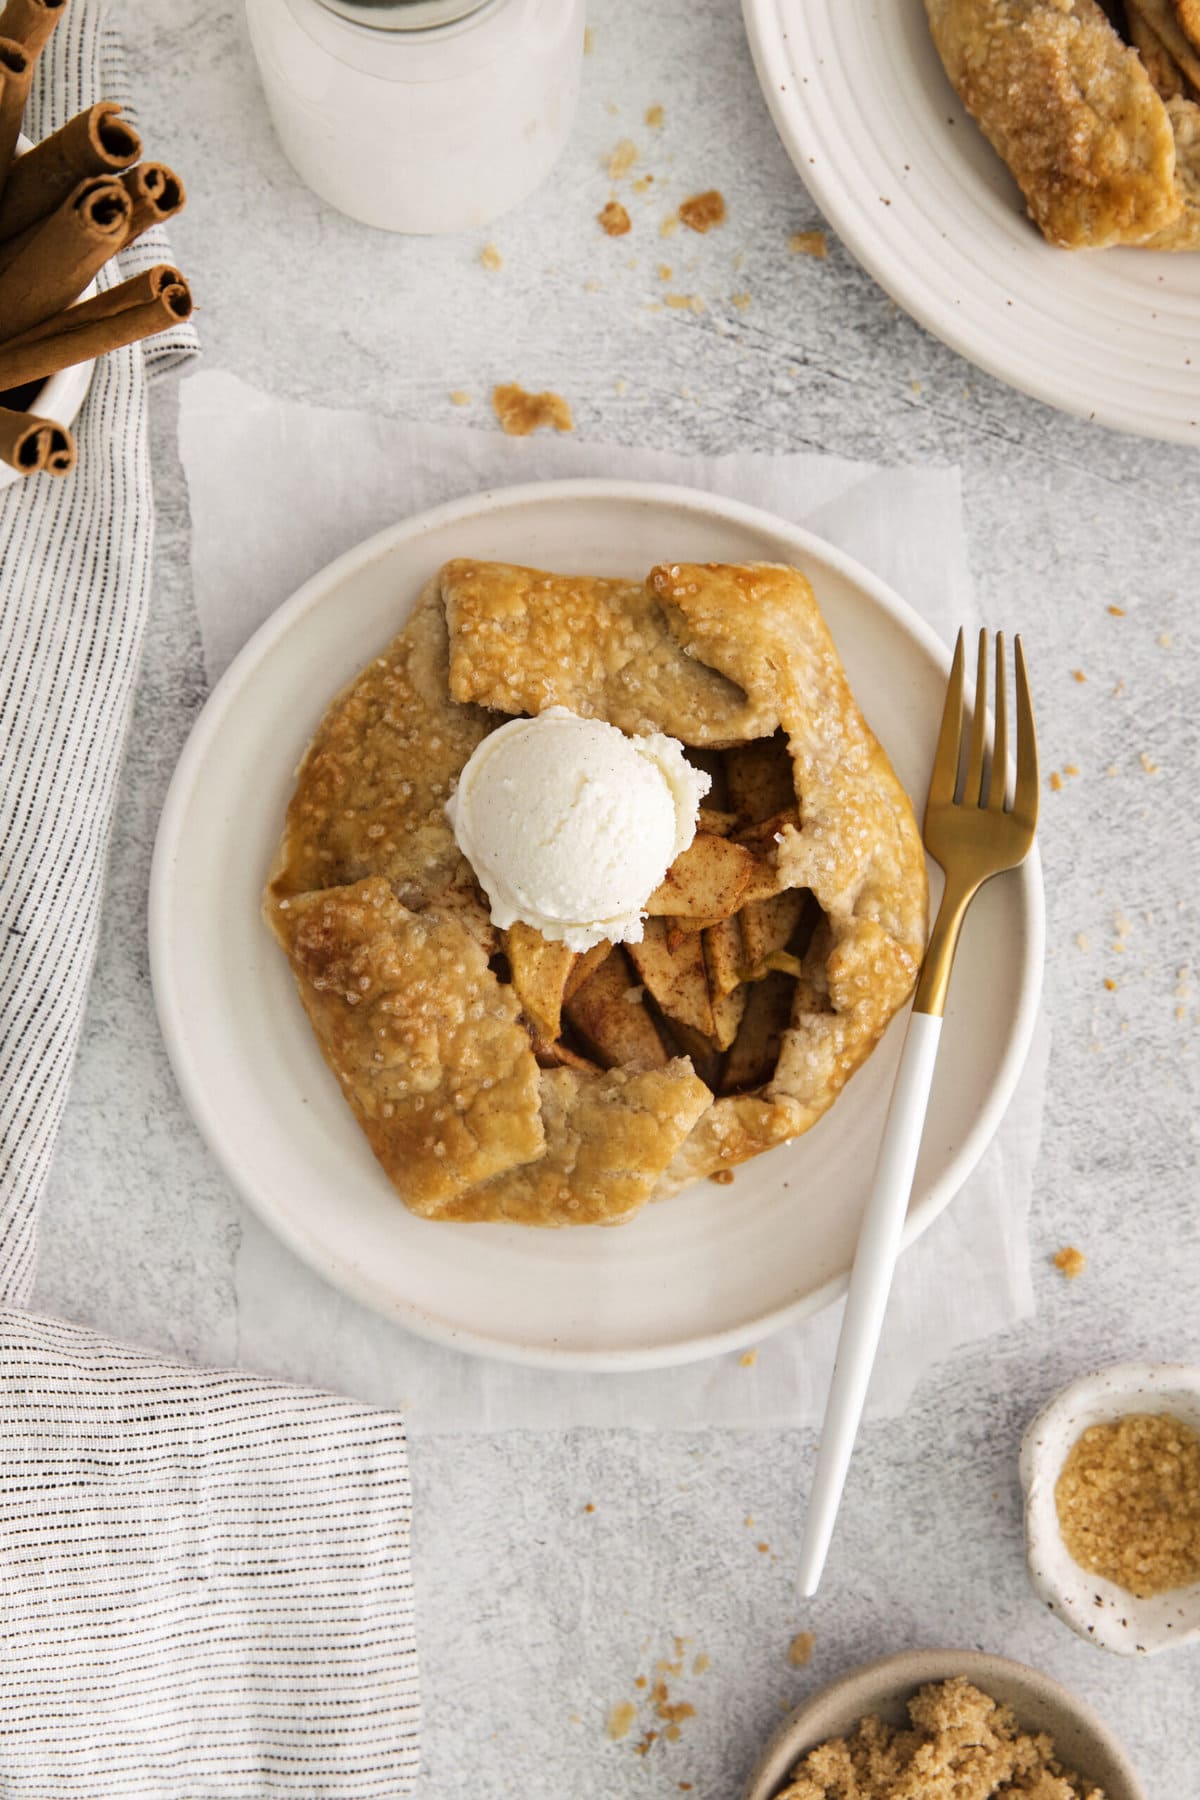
<box><xmin>266</xmin><ymin>876</ymin><xmax>544</xmax><ymax>1214</ymax></box>
<box><xmin>265</xmin><ymin>558</ymin><xmax>927</xmax><ymax>1224</ymax></box>
<box><xmin>646</xmin><ymin>563</ymin><xmax>927</xmax><ymax>1194</ymax></box>
<box><xmin>443</xmin><ymin>557</ymin><xmax>777</xmax><ymax>745</ymax></box>
<box><xmin>926</xmin><ymin>0</ymin><xmax>1182</xmax><ymax>248</ymax></box>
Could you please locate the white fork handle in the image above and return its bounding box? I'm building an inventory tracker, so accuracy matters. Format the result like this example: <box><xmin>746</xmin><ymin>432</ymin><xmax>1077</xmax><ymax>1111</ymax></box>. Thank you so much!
<box><xmin>796</xmin><ymin>1010</ymin><xmax>944</xmax><ymax>1597</ymax></box>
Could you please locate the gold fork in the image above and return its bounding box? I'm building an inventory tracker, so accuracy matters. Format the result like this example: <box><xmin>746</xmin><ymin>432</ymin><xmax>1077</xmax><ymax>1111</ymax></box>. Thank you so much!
<box><xmin>797</xmin><ymin>629</ymin><xmax>1039</xmax><ymax>1596</ymax></box>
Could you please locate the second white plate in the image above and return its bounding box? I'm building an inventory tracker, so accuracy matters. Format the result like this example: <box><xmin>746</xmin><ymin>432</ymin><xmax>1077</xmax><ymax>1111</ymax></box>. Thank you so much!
<box><xmin>150</xmin><ymin>479</ymin><xmax>1043</xmax><ymax>1369</ymax></box>
<box><xmin>743</xmin><ymin>0</ymin><xmax>1200</xmax><ymax>443</ymax></box>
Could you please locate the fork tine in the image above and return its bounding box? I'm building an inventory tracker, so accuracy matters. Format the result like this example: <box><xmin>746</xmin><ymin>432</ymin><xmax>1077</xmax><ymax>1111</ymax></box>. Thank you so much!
<box><xmin>1013</xmin><ymin>635</ymin><xmax>1039</xmax><ymax>827</ymax></box>
<box><xmin>964</xmin><ymin>629</ymin><xmax>989</xmax><ymax>806</ymax></box>
<box><xmin>987</xmin><ymin>630</ymin><xmax>1008</xmax><ymax>811</ymax></box>
<box><xmin>926</xmin><ymin>629</ymin><xmax>965</xmax><ymax>816</ymax></box>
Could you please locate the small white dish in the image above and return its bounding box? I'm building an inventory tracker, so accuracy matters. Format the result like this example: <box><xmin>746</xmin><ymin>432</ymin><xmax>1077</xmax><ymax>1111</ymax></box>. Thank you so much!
<box><xmin>742</xmin><ymin>1648</ymin><xmax>1146</xmax><ymax>1800</ymax></box>
<box><xmin>742</xmin><ymin>0</ymin><xmax>1200</xmax><ymax>444</ymax></box>
<box><xmin>0</xmin><ymin>133</ymin><xmax>96</xmax><ymax>495</ymax></box>
<box><xmin>149</xmin><ymin>478</ymin><xmax>1044</xmax><ymax>1369</ymax></box>
<box><xmin>1021</xmin><ymin>1361</ymin><xmax>1200</xmax><ymax>1657</ymax></box>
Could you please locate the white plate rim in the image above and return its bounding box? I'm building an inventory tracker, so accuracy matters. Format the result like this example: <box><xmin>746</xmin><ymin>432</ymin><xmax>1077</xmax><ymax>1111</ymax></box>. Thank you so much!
<box><xmin>741</xmin><ymin>0</ymin><xmax>1200</xmax><ymax>445</ymax></box>
<box><xmin>149</xmin><ymin>476</ymin><xmax>1045</xmax><ymax>1371</ymax></box>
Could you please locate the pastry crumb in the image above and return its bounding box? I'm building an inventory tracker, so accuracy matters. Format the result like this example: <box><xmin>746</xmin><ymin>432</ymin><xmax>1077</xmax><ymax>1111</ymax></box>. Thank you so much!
<box><xmin>583</xmin><ymin>1502</ymin><xmax>595</xmax><ymax>1513</ymax></box>
<box><xmin>1065</xmin><ymin>763</ymin><xmax>1080</xmax><ymax>778</ymax></box>
<box><xmin>1075</xmin><ymin>932</ymin><xmax>1089</xmax><ymax>950</ymax></box>
<box><xmin>1140</xmin><ymin>751</ymin><xmax>1159</xmax><ymax>774</ymax></box>
<box><xmin>731</xmin><ymin>291</ymin><xmax>752</xmax><ymax>310</ymax></box>
<box><xmin>646</xmin><ymin>103</ymin><xmax>664</xmax><ymax>128</ymax></box>
<box><xmin>1072</xmin><ymin>668</ymin><xmax>1087</xmax><ymax>683</ymax></box>
<box><xmin>583</xmin><ymin>24</ymin><xmax>594</xmax><ymax>52</ymax></box>
<box><xmin>1054</xmin><ymin>1245</ymin><xmax>1087</xmax><ymax>1280</ymax></box>
<box><xmin>679</xmin><ymin>189</ymin><xmax>726</xmax><ymax>232</ymax></box>
<box><xmin>1050</xmin><ymin>771</ymin><xmax>1063</xmax><ymax>792</ymax></box>
<box><xmin>448</xmin><ymin>390</ymin><xmax>472</xmax><ymax>407</ymax></box>
<box><xmin>787</xmin><ymin>1631</ymin><xmax>815</xmax><ymax>1668</ymax></box>
<box><xmin>599</xmin><ymin>200</ymin><xmax>632</xmax><ymax>236</ymax></box>
<box><xmin>1103</xmin><ymin>977</ymin><xmax>1118</xmax><ymax>991</ymax></box>
<box><xmin>479</xmin><ymin>243</ymin><xmax>503</xmax><ymax>271</ymax></box>
<box><xmin>739</xmin><ymin>1348</ymin><xmax>757</xmax><ymax>1366</ymax></box>
<box><xmin>492</xmin><ymin>383</ymin><xmax>574</xmax><ymax>437</ymax></box>
<box><xmin>632</xmin><ymin>174</ymin><xmax>654</xmax><ymax>195</ymax></box>
<box><xmin>660</xmin><ymin>213</ymin><xmax>680</xmax><ymax>237</ymax></box>
<box><xmin>608</xmin><ymin>138</ymin><xmax>638</xmax><ymax>180</ymax></box>
<box><xmin>789</xmin><ymin>228</ymin><xmax>828</xmax><ymax>258</ymax></box>
<box><xmin>664</xmin><ymin>293</ymin><xmax>704</xmax><ymax>312</ymax></box>
<box><xmin>1107</xmin><ymin>603</ymin><xmax>1125</xmax><ymax>616</ymax></box>
<box><xmin>693</xmin><ymin>1653</ymin><xmax>710</xmax><ymax>1675</ymax></box>
<box><xmin>713</xmin><ymin>1167</ymin><xmax>735</xmax><ymax>1184</ymax></box>
<box><xmin>607</xmin><ymin>1701</ymin><xmax>637</xmax><ymax>1741</ymax></box>
<box><xmin>756</xmin><ymin>1541</ymin><xmax>770</xmax><ymax>1554</ymax></box>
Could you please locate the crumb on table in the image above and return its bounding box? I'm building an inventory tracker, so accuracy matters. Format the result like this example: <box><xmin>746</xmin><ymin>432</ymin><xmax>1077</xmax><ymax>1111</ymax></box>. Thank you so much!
<box><xmin>789</xmin><ymin>229</ymin><xmax>828</xmax><ymax>258</ymax></box>
<box><xmin>739</xmin><ymin>1348</ymin><xmax>757</xmax><ymax>1367</ymax></box>
<box><xmin>608</xmin><ymin>138</ymin><xmax>637</xmax><ymax>180</ymax></box>
<box><xmin>679</xmin><ymin>189</ymin><xmax>726</xmax><ymax>232</ymax></box>
<box><xmin>598</xmin><ymin>200</ymin><xmax>632</xmax><ymax>236</ymax></box>
<box><xmin>492</xmin><ymin>383</ymin><xmax>574</xmax><ymax>437</ymax></box>
<box><xmin>787</xmin><ymin>1631</ymin><xmax>815</xmax><ymax>1668</ymax></box>
<box><xmin>607</xmin><ymin>1701</ymin><xmax>637</xmax><ymax>1741</ymax></box>
<box><xmin>646</xmin><ymin>102</ymin><xmax>664</xmax><ymax>127</ymax></box>
<box><xmin>1054</xmin><ymin>1246</ymin><xmax>1087</xmax><ymax>1280</ymax></box>
<box><xmin>479</xmin><ymin>243</ymin><xmax>502</xmax><ymax>271</ymax></box>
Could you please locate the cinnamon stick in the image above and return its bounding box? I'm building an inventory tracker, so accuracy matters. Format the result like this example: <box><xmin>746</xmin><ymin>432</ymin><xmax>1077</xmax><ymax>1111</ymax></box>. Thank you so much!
<box><xmin>0</xmin><ymin>279</ymin><xmax>192</xmax><ymax>387</ymax></box>
<box><xmin>1</xmin><ymin>263</ymin><xmax>182</xmax><ymax>348</ymax></box>
<box><xmin>0</xmin><ymin>0</ymin><xmax>66</xmax><ymax>57</ymax></box>
<box><xmin>0</xmin><ymin>102</ymin><xmax>141</xmax><ymax>242</ymax></box>
<box><xmin>120</xmin><ymin>162</ymin><xmax>185</xmax><ymax>247</ymax></box>
<box><xmin>0</xmin><ymin>400</ymin><xmax>74</xmax><ymax>475</ymax></box>
<box><xmin>0</xmin><ymin>174</ymin><xmax>130</xmax><ymax>335</ymax></box>
<box><xmin>0</xmin><ymin>36</ymin><xmax>32</xmax><ymax>196</ymax></box>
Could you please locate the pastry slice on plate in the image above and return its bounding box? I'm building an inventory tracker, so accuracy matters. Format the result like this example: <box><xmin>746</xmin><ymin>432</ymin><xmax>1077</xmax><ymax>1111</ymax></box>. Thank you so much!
<box><xmin>926</xmin><ymin>0</ymin><xmax>1182</xmax><ymax>246</ymax></box>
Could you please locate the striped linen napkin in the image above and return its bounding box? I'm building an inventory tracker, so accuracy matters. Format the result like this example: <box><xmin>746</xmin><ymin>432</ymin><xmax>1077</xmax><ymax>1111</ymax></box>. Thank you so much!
<box><xmin>0</xmin><ymin>8</ymin><xmax>419</xmax><ymax>1795</ymax></box>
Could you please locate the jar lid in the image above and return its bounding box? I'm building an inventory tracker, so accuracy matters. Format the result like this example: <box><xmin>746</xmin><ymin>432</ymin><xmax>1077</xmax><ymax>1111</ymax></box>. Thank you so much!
<box><xmin>314</xmin><ymin>0</ymin><xmax>492</xmax><ymax>27</ymax></box>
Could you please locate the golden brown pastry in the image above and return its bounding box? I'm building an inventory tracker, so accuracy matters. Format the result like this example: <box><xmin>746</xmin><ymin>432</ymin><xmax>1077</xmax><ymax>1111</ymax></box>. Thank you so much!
<box><xmin>1144</xmin><ymin>93</ymin><xmax>1200</xmax><ymax>243</ymax></box>
<box><xmin>265</xmin><ymin>558</ymin><xmax>927</xmax><ymax>1225</ymax></box>
<box><xmin>1127</xmin><ymin>2</ymin><xmax>1192</xmax><ymax>98</ymax></box>
<box><xmin>926</xmin><ymin>0</ymin><xmax>1183</xmax><ymax>247</ymax></box>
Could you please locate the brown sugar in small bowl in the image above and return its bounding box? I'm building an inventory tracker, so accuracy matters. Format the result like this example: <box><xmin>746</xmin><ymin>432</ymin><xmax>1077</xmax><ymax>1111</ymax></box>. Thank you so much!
<box><xmin>1021</xmin><ymin>1361</ymin><xmax>1200</xmax><ymax>1657</ymax></box>
<box><xmin>740</xmin><ymin>1648</ymin><xmax>1145</xmax><ymax>1800</ymax></box>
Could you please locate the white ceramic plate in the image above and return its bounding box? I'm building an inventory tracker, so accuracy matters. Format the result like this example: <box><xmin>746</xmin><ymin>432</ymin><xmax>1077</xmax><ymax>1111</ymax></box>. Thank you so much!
<box><xmin>150</xmin><ymin>480</ymin><xmax>1044</xmax><ymax>1370</ymax></box>
<box><xmin>742</xmin><ymin>0</ymin><xmax>1200</xmax><ymax>443</ymax></box>
<box><xmin>0</xmin><ymin>135</ymin><xmax>94</xmax><ymax>494</ymax></box>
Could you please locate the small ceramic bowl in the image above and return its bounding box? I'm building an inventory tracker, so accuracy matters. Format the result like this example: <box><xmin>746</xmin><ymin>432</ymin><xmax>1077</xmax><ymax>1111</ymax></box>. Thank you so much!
<box><xmin>0</xmin><ymin>132</ymin><xmax>96</xmax><ymax>494</ymax></box>
<box><xmin>741</xmin><ymin>1648</ymin><xmax>1145</xmax><ymax>1800</ymax></box>
<box><xmin>1021</xmin><ymin>1360</ymin><xmax>1200</xmax><ymax>1657</ymax></box>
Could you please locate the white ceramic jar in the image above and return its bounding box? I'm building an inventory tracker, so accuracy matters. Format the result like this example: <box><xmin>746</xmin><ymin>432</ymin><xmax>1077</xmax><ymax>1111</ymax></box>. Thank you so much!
<box><xmin>245</xmin><ymin>0</ymin><xmax>585</xmax><ymax>234</ymax></box>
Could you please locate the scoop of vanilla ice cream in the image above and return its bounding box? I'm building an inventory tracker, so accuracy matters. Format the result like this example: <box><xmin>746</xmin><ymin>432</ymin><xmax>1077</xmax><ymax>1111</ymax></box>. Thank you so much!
<box><xmin>446</xmin><ymin>707</ymin><xmax>709</xmax><ymax>951</ymax></box>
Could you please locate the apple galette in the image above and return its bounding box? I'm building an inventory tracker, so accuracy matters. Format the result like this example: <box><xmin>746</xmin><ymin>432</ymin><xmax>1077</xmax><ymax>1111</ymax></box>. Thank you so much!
<box><xmin>263</xmin><ymin>558</ymin><xmax>928</xmax><ymax>1226</ymax></box>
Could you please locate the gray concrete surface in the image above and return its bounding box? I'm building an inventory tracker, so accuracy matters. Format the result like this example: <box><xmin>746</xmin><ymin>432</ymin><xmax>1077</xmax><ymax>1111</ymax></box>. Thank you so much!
<box><xmin>31</xmin><ymin>1</ymin><xmax>1200</xmax><ymax>1794</ymax></box>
